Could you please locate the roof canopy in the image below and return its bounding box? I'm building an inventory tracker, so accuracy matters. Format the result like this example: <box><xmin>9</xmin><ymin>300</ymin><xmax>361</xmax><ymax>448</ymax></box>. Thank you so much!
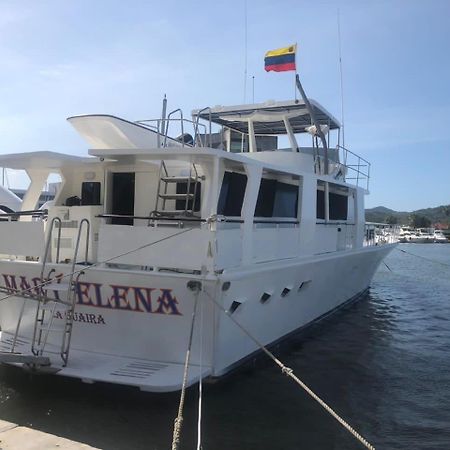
<box><xmin>192</xmin><ymin>99</ymin><xmax>340</xmax><ymax>136</ymax></box>
<box><xmin>0</xmin><ymin>151</ymin><xmax>95</xmax><ymax>170</ymax></box>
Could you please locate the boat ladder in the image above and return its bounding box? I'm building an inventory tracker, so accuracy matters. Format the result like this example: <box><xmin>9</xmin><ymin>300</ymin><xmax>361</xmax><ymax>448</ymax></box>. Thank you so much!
<box><xmin>152</xmin><ymin>160</ymin><xmax>201</xmax><ymax>218</ymax></box>
<box><xmin>30</xmin><ymin>217</ymin><xmax>90</xmax><ymax>366</ymax></box>
<box><xmin>0</xmin><ymin>217</ymin><xmax>91</xmax><ymax>369</ymax></box>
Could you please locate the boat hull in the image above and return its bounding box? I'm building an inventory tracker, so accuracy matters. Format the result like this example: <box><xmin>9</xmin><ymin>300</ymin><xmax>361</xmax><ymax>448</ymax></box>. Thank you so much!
<box><xmin>212</xmin><ymin>243</ymin><xmax>394</xmax><ymax>375</ymax></box>
<box><xmin>0</xmin><ymin>244</ymin><xmax>394</xmax><ymax>391</ymax></box>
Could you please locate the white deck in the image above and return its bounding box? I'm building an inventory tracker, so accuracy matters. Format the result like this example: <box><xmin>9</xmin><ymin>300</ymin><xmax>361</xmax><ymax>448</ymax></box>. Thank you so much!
<box><xmin>0</xmin><ymin>332</ymin><xmax>211</xmax><ymax>392</ymax></box>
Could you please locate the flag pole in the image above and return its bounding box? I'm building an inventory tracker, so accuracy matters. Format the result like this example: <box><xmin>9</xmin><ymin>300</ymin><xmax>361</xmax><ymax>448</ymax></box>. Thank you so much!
<box><xmin>243</xmin><ymin>0</ymin><xmax>248</xmax><ymax>103</ymax></box>
<box><xmin>294</xmin><ymin>42</ymin><xmax>298</xmax><ymax>101</ymax></box>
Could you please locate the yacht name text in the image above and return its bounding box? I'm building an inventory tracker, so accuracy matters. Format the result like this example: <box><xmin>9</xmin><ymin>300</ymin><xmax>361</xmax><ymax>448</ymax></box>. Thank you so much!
<box><xmin>1</xmin><ymin>274</ymin><xmax>182</xmax><ymax>316</ymax></box>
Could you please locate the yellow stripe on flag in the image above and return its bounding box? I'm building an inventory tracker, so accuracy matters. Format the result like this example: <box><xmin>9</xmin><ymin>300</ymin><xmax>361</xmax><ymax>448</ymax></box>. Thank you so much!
<box><xmin>265</xmin><ymin>44</ymin><xmax>297</xmax><ymax>58</ymax></box>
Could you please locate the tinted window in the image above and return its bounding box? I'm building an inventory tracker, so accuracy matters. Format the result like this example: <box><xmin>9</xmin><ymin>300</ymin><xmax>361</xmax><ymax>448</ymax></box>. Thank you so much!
<box><xmin>255</xmin><ymin>179</ymin><xmax>276</xmax><ymax>217</ymax></box>
<box><xmin>316</xmin><ymin>189</ymin><xmax>325</xmax><ymax>219</ymax></box>
<box><xmin>81</xmin><ymin>182</ymin><xmax>101</xmax><ymax>205</ymax></box>
<box><xmin>111</xmin><ymin>172</ymin><xmax>135</xmax><ymax>225</ymax></box>
<box><xmin>329</xmin><ymin>192</ymin><xmax>348</xmax><ymax>220</ymax></box>
<box><xmin>255</xmin><ymin>179</ymin><xmax>298</xmax><ymax>218</ymax></box>
<box><xmin>217</xmin><ymin>172</ymin><xmax>247</xmax><ymax>216</ymax></box>
<box><xmin>273</xmin><ymin>182</ymin><xmax>298</xmax><ymax>217</ymax></box>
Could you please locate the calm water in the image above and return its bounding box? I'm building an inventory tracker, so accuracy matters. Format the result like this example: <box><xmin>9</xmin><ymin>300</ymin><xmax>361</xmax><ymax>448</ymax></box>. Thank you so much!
<box><xmin>0</xmin><ymin>243</ymin><xmax>449</xmax><ymax>449</ymax></box>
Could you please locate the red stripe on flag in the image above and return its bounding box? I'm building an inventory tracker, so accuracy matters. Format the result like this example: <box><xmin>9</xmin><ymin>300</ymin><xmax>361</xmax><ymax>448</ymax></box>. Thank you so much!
<box><xmin>265</xmin><ymin>62</ymin><xmax>296</xmax><ymax>72</ymax></box>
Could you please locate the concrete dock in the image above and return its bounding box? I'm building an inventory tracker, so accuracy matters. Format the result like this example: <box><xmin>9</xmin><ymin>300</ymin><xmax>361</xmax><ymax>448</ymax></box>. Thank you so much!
<box><xmin>0</xmin><ymin>419</ymin><xmax>98</xmax><ymax>449</ymax></box>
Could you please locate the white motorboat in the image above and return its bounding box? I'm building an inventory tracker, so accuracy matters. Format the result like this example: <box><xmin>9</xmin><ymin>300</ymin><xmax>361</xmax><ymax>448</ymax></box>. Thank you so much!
<box><xmin>399</xmin><ymin>226</ymin><xmax>414</xmax><ymax>243</ymax></box>
<box><xmin>412</xmin><ymin>228</ymin><xmax>435</xmax><ymax>243</ymax></box>
<box><xmin>434</xmin><ymin>229</ymin><xmax>448</xmax><ymax>243</ymax></box>
<box><xmin>0</xmin><ymin>89</ymin><xmax>394</xmax><ymax>392</ymax></box>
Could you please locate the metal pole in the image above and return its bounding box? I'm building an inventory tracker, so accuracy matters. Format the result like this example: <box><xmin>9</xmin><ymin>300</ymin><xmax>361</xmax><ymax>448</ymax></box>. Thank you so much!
<box><xmin>252</xmin><ymin>76</ymin><xmax>255</xmax><ymax>103</ymax></box>
<box><xmin>338</xmin><ymin>9</ymin><xmax>345</xmax><ymax>148</ymax></box>
<box><xmin>160</xmin><ymin>95</ymin><xmax>167</xmax><ymax>143</ymax></box>
<box><xmin>243</xmin><ymin>0</ymin><xmax>248</xmax><ymax>103</ymax></box>
<box><xmin>295</xmin><ymin>74</ymin><xmax>329</xmax><ymax>174</ymax></box>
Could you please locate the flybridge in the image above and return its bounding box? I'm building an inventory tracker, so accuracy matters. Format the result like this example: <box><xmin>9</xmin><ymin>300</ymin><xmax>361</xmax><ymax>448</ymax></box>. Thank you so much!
<box><xmin>192</xmin><ymin>98</ymin><xmax>341</xmax><ymax>136</ymax></box>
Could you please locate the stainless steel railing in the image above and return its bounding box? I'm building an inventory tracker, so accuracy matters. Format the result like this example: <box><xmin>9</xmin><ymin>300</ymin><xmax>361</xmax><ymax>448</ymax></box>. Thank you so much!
<box><xmin>337</xmin><ymin>145</ymin><xmax>371</xmax><ymax>190</ymax></box>
<box><xmin>135</xmin><ymin>116</ymin><xmax>208</xmax><ymax>148</ymax></box>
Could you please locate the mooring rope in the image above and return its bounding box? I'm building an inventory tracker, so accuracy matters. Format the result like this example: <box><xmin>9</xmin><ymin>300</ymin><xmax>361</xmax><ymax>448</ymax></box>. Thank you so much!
<box><xmin>201</xmin><ymin>287</ymin><xmax>376</xmax><ymax>450</ymax></box>
<box><xmin>395</xmin><ymin>247</ymin><xmax>450</xmax><ymax>268</ymax></box>
<box><xmin>0</xmin><ymin>227</ymin><xmax>194</xmax><ymax>304</ymax></box>
<box><xmin>171</xmin><ymin>285</ymin><xmax>201</xmax><ymax>450</ymax></box>
<box><xmin>196</xmin><ymin>291</ymin><xmax>205</xmax><ymax>450</ymax></box>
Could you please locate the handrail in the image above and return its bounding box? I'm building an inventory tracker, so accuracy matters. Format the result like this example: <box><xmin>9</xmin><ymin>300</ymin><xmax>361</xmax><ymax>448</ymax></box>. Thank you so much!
<box><xmin>154</xmin><ymin>161</ymin><xmax>169</xmax><ymax>213</ymax></box>
<box><xmin>164</xmin><ymin>109</ymin><xmax>184</xmax><ymax>148</ymax></box>
<box><xmin>134</xmin><ymin>121</ymin><xmax>159</xmax><ymax>132</ymax></box>
<box><xmin>316</xmin><ymin>221</ymin><xmax>356</xmax><ymax>226</ymax></box>
<box><xmin>135</xmin><ymin>117</ymin><xmax>206</xmax><ymax>148</ymax></box>
<box><xmin>97</xmin><ymin>214</ymin><xmax>298</xmax><ymax>225</ymax></box>
<box><xmin>0</xmin><ymin>209</ymin><xmax>47</xmax><ymax>218</ymax></box>
<box><xmin>72</xmin><ymin>218</ymin><xmax>90</xmax><ymax>266</ymax></box>
<box><xmin>98</xmin><ymin>213</ymin><xmax>206</xmax><ymax>222</ymax></box>
<box><xmin>336</xmin><ymin>145</ymin><xmax>371</xmax><ymax>190</ymax></box>
<box><xmin>185</xmin><ymin>162</ymin><xmax>199</xmax><ymax>214</ymax></box>
<box><xmin>193</xmin><ymin>107</ymin><xmax>212</xmax><ymax>147</ymax></box>
<box><xmin>40</xmin><ymin>217</ymin><xmax>62</xmax><ymax>280</ymax></box>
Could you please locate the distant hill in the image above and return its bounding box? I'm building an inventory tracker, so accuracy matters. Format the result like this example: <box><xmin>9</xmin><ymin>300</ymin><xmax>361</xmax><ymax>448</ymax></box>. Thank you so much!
<box><xmin>365</xmin><ymin>205</ymin><xmax>450</xmax><ymax>227</ymax></box>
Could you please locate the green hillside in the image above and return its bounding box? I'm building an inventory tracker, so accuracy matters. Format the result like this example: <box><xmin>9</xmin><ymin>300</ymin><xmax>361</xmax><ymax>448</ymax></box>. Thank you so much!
<box><xmin>365</xmin><ymin>205</ymin><xmax>450</xmax><ymax>227</ymax></box>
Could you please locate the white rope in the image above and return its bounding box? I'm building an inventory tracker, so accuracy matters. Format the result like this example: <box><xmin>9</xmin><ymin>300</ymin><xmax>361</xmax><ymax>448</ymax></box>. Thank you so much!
<box><xmin>395</xmin><ymin>247</ymin><xmax>450</xmax><ymax>268</ymax></box>
<box><xmin>196</xmin><ymin>290</ymin><xmax>204</xmax><ymax>450</ymax></box>
<box><xmin>202</xmin><ymin>287</ymin><xmax>376</xmax><ymax>450</ymax></box>
<box><xmin>171</xmin><ymin>286</ymin><xmax>200</xmax><ymax>450</ymax></box>
<box><xmin>0</xmin><ymin>227</ymin><xmax>194</xmax><ymax>304</ymax></box>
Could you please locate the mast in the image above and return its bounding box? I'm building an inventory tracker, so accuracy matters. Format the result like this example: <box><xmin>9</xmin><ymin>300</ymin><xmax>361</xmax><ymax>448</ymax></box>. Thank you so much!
<box><xmin>295</xmin><ymin>74</ymin><xmax>329</xmax><ymax>174</ymax></box>
<box><xmin>160</xmin><ymin>94</ymin><xmax>167</xmax><ymax>138</ymax></box>
<box><xmin>337</xmin><ymin>9</ymin><xmax>345</xmax><ymax>148</ymax></box>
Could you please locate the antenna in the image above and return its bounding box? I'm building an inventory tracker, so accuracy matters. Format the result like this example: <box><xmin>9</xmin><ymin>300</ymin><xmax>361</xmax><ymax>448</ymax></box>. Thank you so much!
<box><xmin>243</xmin><ymin>0</ymin><xmax>248</xmax><ymax>103</ymax></box>
<box><xmin>337</xmin><ymin>9</ymin><xmax>345</xmax><ymax>147</ymax></box>
<box><xmin>252</xmin><ymin>76</ymin><xmax>255</xmax><ymax>103</ymax></box>
<box><xmin>161</xmin><ymin>94</ymin><xmax>167</xmax><ymax>134</ymax></box>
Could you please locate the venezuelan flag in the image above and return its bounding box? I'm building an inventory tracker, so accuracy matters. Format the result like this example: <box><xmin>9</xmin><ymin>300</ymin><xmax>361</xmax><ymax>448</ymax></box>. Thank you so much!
<box><xmin>264</xmin><ymin>44</ymin><xmax>297</xmax><ymax>72</ymax></box>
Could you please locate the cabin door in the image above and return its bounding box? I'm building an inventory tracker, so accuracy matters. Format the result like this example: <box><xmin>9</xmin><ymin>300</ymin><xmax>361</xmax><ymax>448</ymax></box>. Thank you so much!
<box><xmin>111</xmin><ymin>172</ymin><xmax>135</xmax><ymax>225</ymax></box>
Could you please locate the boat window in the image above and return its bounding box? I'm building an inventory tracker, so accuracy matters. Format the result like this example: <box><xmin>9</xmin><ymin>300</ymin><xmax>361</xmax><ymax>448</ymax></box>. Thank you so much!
<box><xmin>217</xmin><ymin>172</ymin><xmax>247</xmax><ymax>216</ymax></box>
<box><xmin>175</xmin><ymin>181</ymin><xmax>201</xmax><ymax>212</ymax></box>
<box><xmin>255</xmin><ymin>179</ymin><xmax>298</xmax><ymax>218</ymax></box>
<box><xmin>317</xmin><ymin>181</ymin><xmax>349</xmax><ymax>220</ymax></box>
<box><xmin>329</xmin><ymin>184</ymin><xmax>348</xmax><ymax>220</ymax></box>
<box><xmin>255</xmin><ymin>179</ymin><xmax>276</xmax><ymax>217</ymax></box>
<box><xmin>273</xmin><ymin>182</ymin><xmax>298</xmax><ymax>217</ymax></box>
<box><xmin>316</xmin><ymin>183</ymin><xmax>325</xmax><ymax>220</ymax></box>
<box><xmin>329</xmin><ymin>192</ymin><xmax>348</xmax><ymax>220</ymax></box>
<box><xmin>81</xmin><ymin>182</ymin><xmax>101</xmax><ymax>205</ymax></box>
<box><xmin>111</xmin><ymin>172</ymin><xmax>135</xmax><ymax>225</ymax></box>
<box><xmin>230</xmin><ymin>134</ymin><xmax>248</xmax><ymax>153</ymax></box>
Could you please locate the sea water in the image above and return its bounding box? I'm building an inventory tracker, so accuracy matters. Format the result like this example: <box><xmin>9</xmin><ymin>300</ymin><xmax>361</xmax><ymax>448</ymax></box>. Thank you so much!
<box><xmin>0</xmin><ymin>243</ymin><xmax>448</xmax><ymax>449</ymax></box>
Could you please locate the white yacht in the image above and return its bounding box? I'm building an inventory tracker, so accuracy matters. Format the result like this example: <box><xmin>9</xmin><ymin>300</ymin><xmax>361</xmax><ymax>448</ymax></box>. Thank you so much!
<box><xmin>414</xmin><ymin>228</ymin><xmax>435</xmax><ymax>243</ymax></box>
<box><xmin>434</xmin><ymin>229</ymin><xmax>448</xmax><ymax>243</ymax></box>
<box><xmin>0</xmin><ymin>93</ymin><xmax>395</xmax><ymax>392</ymax></box>
<box><xmin>399</xmin><ymin>226</ymin><xmax>413</xmax><ymax>243</ymax></box>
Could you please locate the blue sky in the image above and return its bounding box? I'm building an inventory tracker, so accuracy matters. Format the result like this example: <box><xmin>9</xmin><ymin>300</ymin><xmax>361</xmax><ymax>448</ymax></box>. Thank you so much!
<box><xmin>0</xmin><ymin>0</ymin><xmax>449</xmax><ymax>210</ymax></box>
